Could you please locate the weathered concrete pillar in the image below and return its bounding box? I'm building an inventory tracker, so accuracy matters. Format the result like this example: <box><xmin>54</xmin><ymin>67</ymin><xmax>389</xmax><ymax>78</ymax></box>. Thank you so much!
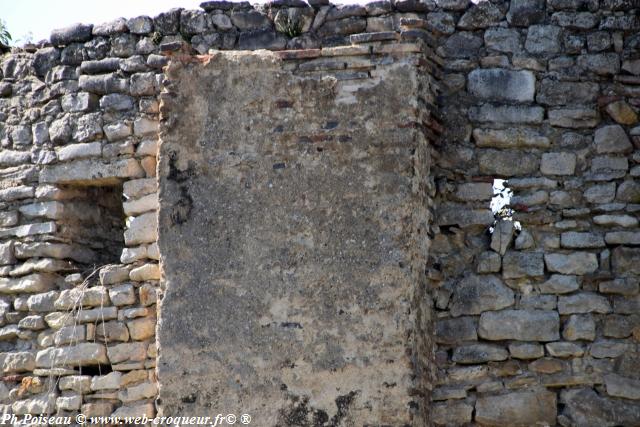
<box><xmin>157</xmin><ymin>50</ymin><xmax>433</xmax><ymax>425</ymax></box>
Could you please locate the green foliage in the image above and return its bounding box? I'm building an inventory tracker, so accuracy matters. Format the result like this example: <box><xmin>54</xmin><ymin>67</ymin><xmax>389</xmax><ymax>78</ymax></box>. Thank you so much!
<box><xmin>0</xmin><ymin>19</ymin><xmax>11</xmax><ymax>46</ymax></box>
<box><xmin>275</xmin><ymin>14</ymin><xmax>302</xmax><ymax>38</ymax></box>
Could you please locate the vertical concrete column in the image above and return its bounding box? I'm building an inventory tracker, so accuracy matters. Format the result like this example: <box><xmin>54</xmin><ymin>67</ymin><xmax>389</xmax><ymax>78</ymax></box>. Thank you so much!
<box><xmin>157</xmin><ymin>51</ymin><xmax>432</xmax><ymax>425</ymax></box>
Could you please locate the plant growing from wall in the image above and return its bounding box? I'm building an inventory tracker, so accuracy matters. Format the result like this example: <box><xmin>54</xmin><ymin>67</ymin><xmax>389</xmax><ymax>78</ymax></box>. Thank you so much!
<box><xmin>0</xmin><ymin>19</ymin><xmax>12</xmax><ymax>46</ymax></box>
<box><xmin>272</xmin><ymin>10</ymin><xmax>303</xmax><ymax>38</ymax></box>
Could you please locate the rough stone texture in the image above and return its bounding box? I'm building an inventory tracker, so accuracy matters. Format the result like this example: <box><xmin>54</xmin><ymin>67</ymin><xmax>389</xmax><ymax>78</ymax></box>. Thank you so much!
<box><xmin>475</xmin><ymin>390</ymin><xmax>557</xmax><ymax>427</ymax></box>
<box><xmin>157</xmin><ymin>51</ymin><xmax>432</xmax><ymax>425</ymax></box>
<box><xmin>450</xmin><ymin>274</ymin><xmax>514</xmax><ymax>316</ymax></box>
<box><xmin>478</xmin><ymin>310</ymin><xmax>560</xmax><ymax>341</ymax></box>
<box><xmin>0</xmin><ymin>1</ymin><xmax>638</xmax><ymax>424</ymax></box>
<box><xmin>467</xmin><ymin>68</ymin><xmax>535</xmax><ymax>102</ymax></box>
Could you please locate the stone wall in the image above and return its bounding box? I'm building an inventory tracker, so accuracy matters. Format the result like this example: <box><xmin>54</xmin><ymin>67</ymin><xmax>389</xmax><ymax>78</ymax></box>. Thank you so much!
<box><xmin>0</xmin><ymin>0</ymin><xmax>637</xmax><ymax>425</ymax></box>
<box><xmin>157</xmin><ymin>47</ymin><xmax>436</xmax><ymax>425</ymax></box>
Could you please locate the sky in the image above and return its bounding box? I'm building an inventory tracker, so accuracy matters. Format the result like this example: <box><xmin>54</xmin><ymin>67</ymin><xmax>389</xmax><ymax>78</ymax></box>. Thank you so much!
<box><xmin>3</xmin><ymin>0</ymin><xmax>363</xmax><ymax>45</ymax></box>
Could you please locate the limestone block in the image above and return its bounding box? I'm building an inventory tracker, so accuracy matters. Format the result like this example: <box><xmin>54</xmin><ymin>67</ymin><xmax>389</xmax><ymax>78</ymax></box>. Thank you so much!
<box><xmin>478</xmin><ymin>310</ymin><xmax>560</xmax><ymax>341</ymax></box>
<box><xmin>129</xmin><ymin>263</ymin><xmax>160</xmax><ymax>281</ymax></box>
<box><xmin>124</xmin><ymin>213</ymin><xmax>158</xmax><ymax>246</ymax></box>
<box><xmin>35</xmin><ymin>343</ymin><xmax>108</xmax><ymax>367</ymax></box>
<box><xmin>0</xmin><ymin>274</ymin><xmax>58</xmax><ymax>294</ymax></box>
<box><xmin>558</xmin><ymin>293</ymin><xmax>611</xmax><ymax>314</ymax></box>
<box><xmin>467</xmin><ymin>68</ymin><xmax>535</xmax><ymax>102</ymax></box>
<box><xmin>107</xmin><ymin>342</ymin><xmax>147</xmax><ymax>364</ymax></box>
<box><xmin>476</xmin><ymin>390</ymin><xmax>557</xmax><ymax>427</ymax></box>
<box><xmin>450</xmin><ymin>274</ymin><xmax>514</xmax><ymax>316</ymax></box>
<box><xmin>544</xmin><ymin>252</ymin><xmax>598</xmax><ymax>275</ymax></box>
<box><xmin>40</xmin><ymin>159</ymin><xmax>144</xmax><ymax>184</ymax></box>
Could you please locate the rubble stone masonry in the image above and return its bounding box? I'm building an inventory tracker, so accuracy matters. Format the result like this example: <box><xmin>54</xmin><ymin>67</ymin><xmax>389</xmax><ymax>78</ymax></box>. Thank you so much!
<box><xmin>0</xmin><ymin>0</ymin><xmax>638</xmax><ymax>425</ymax></box>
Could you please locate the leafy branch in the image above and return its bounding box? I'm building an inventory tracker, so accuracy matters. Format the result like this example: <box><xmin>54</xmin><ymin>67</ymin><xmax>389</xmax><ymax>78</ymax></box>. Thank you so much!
<box><xmin>0</xmin><ymin>19</ymin><xmax>12</xmax><ymax>46</ymax></box>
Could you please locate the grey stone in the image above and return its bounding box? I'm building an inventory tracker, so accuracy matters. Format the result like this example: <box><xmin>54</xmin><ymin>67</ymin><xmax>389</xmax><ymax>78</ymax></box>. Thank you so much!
<box><xmin>469</xmin><ymin>104</ymin><xmax>543</xmax><ymax>124</ymax></box>
<box><xmin>478</xmin><ymin>310</ymin><xmax>560</xmax><ymax>341</ymax></box>
<box><xmin>457</xmin><ymin>1</ymin><xmax>504</xmax><ymax>30</ymax></box>
<box><xmin>594</xmin><ymin>215</ymin><xmax>638</xmax><ymax>228</ymax></box>
<box><xmin>584</xmin><ymin>183</ymin><xmax>616</xmax><ymax>204</ymax></box>
<box><xmin>0</xmin><ymin>274</ymin><xmax>58</xmax><ymax>294</ymax></box>
<box><xmin>551</xmin><ymin>11</ymin><xmax>599</xmax><ymax>29</ymax></box>
<box><xmin>0</xmin><ymin>242</ymin><xmax>15</xmax><ymax>266</ymax></box>
<box><xmin>73</xmin><ymin>113</ymin><xmax>103</xmax><ymax>142</ymax></box>
<box><xmin>468</xmin><ymin>69</ymin><xmax>535</xmax><ymax>102</ymax></box>
<box><xmin>35</xmin><ymin>343</ymin><xmax>108</xmax><ymax>367</ymax></box>
<box><xmin>452</xmin><ymin>343</ymin><xmax>508</xmax><ymax>364</ymax></box>
<box><xmin>478</xmin><ymin>149</ymin><xmax>540</xmax><ymax>176</ymax></box>
<box><xmin>604</xmin><ymin>373</ymin><xmax>640</xmax><ymax>400</ymax></box>
<box><xmin>51</xmin><ymin>23</ymin><xmax>93</xmax><ymax>45</ymax></box>
<box><xmin>49</xmin><ymin>117</ymin><xmax>72</xmax><ymax>144</ymax></box>
<box><xmin>558</xmin><ymin>293</ymin><xmax>611</xmax><ymax>314</ymax></box>
<box><xmin>0</xmin><ymin>150</ymin><xmax>31</xmax><ymax>166</ymax></box>
<box><xmin>450</xmin><ymin>274</ymin><xmax>514</xmax><ymax>316</ymax></box>
<box><xmin>33</xmin><ymin>47</ymin><xmax>60</xmax><ymax>78</ymax></box>
<box><xmin>590</xmin><ymin>339</ymin><xmax>631</xmax><ymax>358</ymax></box>
<box><xmin>605</xmin><ymin>232</ymin><xmax>640</xmax><ymax>245</ymax></box>
<box><xmin>536</xmin><ymin>80</ymin><xmax>599</xmax><ymax>106</ymax></box>
<box><xmin>437</xmin><ymin>205</ymin><xmax>494</xmax><ymax>227</ymax></box>
<box><xmin>1</xmin><ymin>351</ymin><xmax>36</xmax><ymax>373</ymax></box>
<box><xmin>544</xmin><ymin>252</ymin><xmax>598</xmax><ymax>275</ymax></box>
<box><xmin>106</xmin><ymin>342</ymin><xmax>147</xmax><ymax>364</ymax></box>
<box><xmin>563</xmin><ymin>314</ymin><xmax>596</xmax><ymax>341</ymax></box>
<box><xmin>507</xmin><ymin>0</ymin><xmax>545</xmax><ymax>26</ymax></box>
<box><xmin>508</xmin><ymin>342</ymin><xmax>544</xmax><ymax>359</ymax></box>
<box><xmin>612</xmin><ymin>247</ymin><xmax>640</xmax><ymax>275</ymax></box>
<box><xmin>577</xmin><ymin>53</ymin><xmax>621</xmax><ymax>75</ymax></box>
<box><xmin>130</xmin><ymin>72</ymin><xmax>157</xmax><ymax>96</ymax></box>
<box><xmin>616</xmin><ymin>180</ymin><xmax>640</xmax><ymax>203</ymax></box>
<box><xmin>591</xmin><ymin>156</ymin><xmax>629</xmax><ymax>174</ymax></box>
<box><xmin>435</xmin><ymin>316</ymin><xmax>477</xmax><ymax>345</ymax></box>
<box><xmin>563</xmin><ymin>388</ymin><xmax>640</xmax><ymax>427</ymax></box>
<box><xmin>18</xmin><ymin>315</ymin><xmax>46</xmax><ymax>330</ymax></box>
<box><xmin>154</xmin><ymin>8</ymin><xmax>181</xmax><ymax>34</ymax></box>
<box><xmin>32</xmin><ymin>122</ymin><xmax>50</xmax><ymax>145</ymax></box>
<box><xmin>546</xmin><ymin>341</ymin><xmax>584</xmax><ymax>358</ymax></box>
<box><xmin>473</xmin><ymin>128</ymin><xmax>550</xmax><ymax>148</ymax></box>
<box><xmin>622</xmin><ymin>59</ymin><xmax>640</xmax><ymax>75</ymax></box>
<box><xmin>503</xmin><ymin>251</ymin><xmax>544</xmax><ymax>279</ymax></box>
<box><xmin>80</xmin><ymin>58</ymin><xmax>121</xmax><ymax>74</ymax></box>
<box><xmin>561</xmin><ymin>232</ymin><xmax>605</xmax><ymax>249</ymax></box>
<box><xmin>491</xmin><ymin>220</ymin><xmax>514</xmax><ymax>255</ymax></box>
<box><xmin>61</xmin><ymin>92</ymin><xmax>98</xmax><ymax>113</ymax></box>
<box><xmin>230</xmin><ymin>10</ymin><xmax>271</xmax><ymax>30</ymax></box>
<box><xmin>12</xmin><ymin>393</ymin><xmax>56</xmax><ymax>416</ymax></box>
<box><xmin>40</xmin><ymin>158</ymin><xmax>144</xmax><ymax>184</ymax></box>
<box><xmin>100</xmin><ymin>94</ymin><xmax>135</xmax><ymax>111</ymax></box>
<box><xmin>476</xmin><ymin>390</ymin><xmax>557</xmax><ymax>427</ymax></box>
<box><xmin>92</xmin><ymin>18</ymin><xmax>128</xmax><ymax>36</ymax></box>
<box><xmin>432</xmin><ymin>401</ymin><xmax>473</xmax><ymax>425</ymax></box>
<box><xmin>26</xmin><ymin>291</ymin><xmax>59</xmax><ymax>312</ymax></box>
<box><xmin>587</xmin><ymin>31</ymin><xmax>611</xmax><ymax>52</ymax></box>
<box><xmin>548</xmin><ymin>108</ymin><xmax>600</xmax><ymax>128</ymax></box>
<box><xmin>317</xmin><ymin>17</ymin><xmax>366</xmax><ymax>37</ymax></box>
<box><xmin>441</xmin><ymin>31</ymin><xmax>483</xmax><ymax>59</ymax></box>
<box><xmin>454</xmin><ymin>182</ymin><xmax>493</xmax><ymax>201</ymax></box>
<box><xmin>426</xmin><ymin>12</ymin><xmax>455</xmax><ymax>35</ymax></box>
<box><xmin>514</xmin><ymin>230</ymin><xmax>534</xmax><ymax>250</ymax></box>
<box><xmin>476</xmin><ymin>251</ymin><xmax>501</xmax><ymax>273</ymax></box>
<box><xmin>594</xmin><ymin>125</ymin><xmax>632</xmax><ymax>154</ymax></box>
<box><xmin>525</xmin><ymin>25</ymin><xmax>562</xmax><ymax>53</ymax></box>
<box><xmin>539</xmin><ymin>274</ymin><xmax>580</xmax><ymax>294</ymax></box>
<box><xmin>127</xmin><ymin>16</ymin><xmax>153</xmax><ymax>34</ymax></box>
<box><xmin>541</xmin><ymin>152</ymin><xmax>576</xmax><ymax>175</ymax></box>
<box><xmin>79</xmin><ymin>74</ymin><xmax>129</xmax><ymax>94</ymax></box>
<box><xmin>10</xmin><ymin>126</ymin><xmax>32</xmax><ymax>147</ymax></box>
